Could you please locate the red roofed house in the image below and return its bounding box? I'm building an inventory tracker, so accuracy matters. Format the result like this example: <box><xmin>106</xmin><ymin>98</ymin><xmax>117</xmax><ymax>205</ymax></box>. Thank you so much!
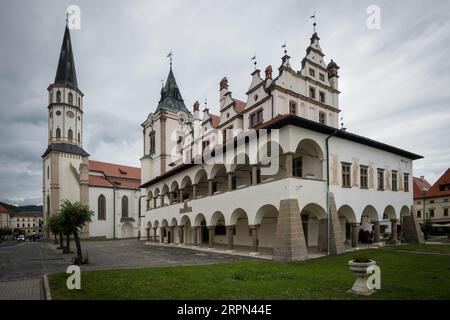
<box><xmin>0</xmin><ymin>204</ymin><xmax>11</xmax><ymax>229</ymax></box>
<box><xmin>42</xmin><ymin>26</ymin><xmax>142</xmax><ymax>239</ymax></box>
<box><xmin>414</xmin><ymin>169</ymin><xmax>450</xmax><ymax>224</ymax></box>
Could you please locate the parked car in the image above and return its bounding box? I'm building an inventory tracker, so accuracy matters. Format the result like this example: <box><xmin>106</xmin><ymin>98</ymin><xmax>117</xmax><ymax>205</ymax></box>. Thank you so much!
<box><xmin>17</xmin><ymin>235</ymin><xmax>25</xmax><ymax>242</ymax></box>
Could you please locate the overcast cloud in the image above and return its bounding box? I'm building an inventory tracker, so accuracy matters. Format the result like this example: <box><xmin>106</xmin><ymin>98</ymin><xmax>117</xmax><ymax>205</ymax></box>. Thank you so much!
<box><xmin>0</xmin><ymin>0</ymin><xmax>449</xmax><ymax>205</ymax></box>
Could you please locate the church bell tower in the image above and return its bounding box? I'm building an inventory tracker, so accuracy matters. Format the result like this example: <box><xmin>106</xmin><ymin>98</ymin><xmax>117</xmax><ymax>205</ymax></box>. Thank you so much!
<box><xmin>42</xmin><ymin>24</ymin><xmax>90</xmax><ymax>237</ymax></box>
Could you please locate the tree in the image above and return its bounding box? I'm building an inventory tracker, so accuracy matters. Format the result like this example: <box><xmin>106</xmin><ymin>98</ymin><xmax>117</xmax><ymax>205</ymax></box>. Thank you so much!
<box><xmin>0</xmin><ymin>227</ymin><xmax>13</xmax><ymax>242</ymax></box>
<box><xmin>58</xmin><ymin>200</ymin><xmax>93</xmax><ymax>265</ymax></box>
<box><xmin>47</xmin><ymin>214</ymin><xmax>64</xmax><ymax>248</ymax></box>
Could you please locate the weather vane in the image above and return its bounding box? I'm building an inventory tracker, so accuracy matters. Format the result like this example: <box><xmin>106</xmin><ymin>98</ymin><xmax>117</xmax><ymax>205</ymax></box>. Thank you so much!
<box><xmin>310</xmin><ymin>12</ymin><xmax>317</xmax><ymax>33</ymax></box>
<box><xmin>251</xmin><ymin>54</ymin><xmax>257</xmax><ymax>70</ymax></box>
<box><xmin>167</xmin><ymin>50</ymin><xmax>173</xmax><ymax>69</ymax></box>
<box><xmin>282</xmin><ymin>42</ymin><xmax>287</xmax><ymax>55</ymax></box>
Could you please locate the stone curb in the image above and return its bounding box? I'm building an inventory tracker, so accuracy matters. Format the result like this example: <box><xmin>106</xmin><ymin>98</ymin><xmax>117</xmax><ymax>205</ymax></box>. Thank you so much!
<box><xmin>43</xmin><ymin>274</ymin><xmax>52</xmax><ymax>300</ymax></box>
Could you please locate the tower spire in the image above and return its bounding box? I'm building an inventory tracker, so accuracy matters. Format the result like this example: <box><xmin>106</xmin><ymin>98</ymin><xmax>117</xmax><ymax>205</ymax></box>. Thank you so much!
<box><xmin>54</xmin><ymin>24</ymin><xmax>78</xmax><ymax>89</ymax></box>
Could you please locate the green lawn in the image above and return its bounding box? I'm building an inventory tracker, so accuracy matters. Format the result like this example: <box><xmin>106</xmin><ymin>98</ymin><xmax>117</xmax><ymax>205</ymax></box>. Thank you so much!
<box><xmin>48</xmin><ymin>245</ymin><xmax>450</xmax><ymax>300</ymax></box>
<box><xmin>390</xmin><ymin>243</ymin><xmax>450</xmax><ymax>254</ymax></box>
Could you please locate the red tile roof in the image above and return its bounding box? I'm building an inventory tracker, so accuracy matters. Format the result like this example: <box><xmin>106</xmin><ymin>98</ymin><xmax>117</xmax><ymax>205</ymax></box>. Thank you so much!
<box><xmin>210</xmin><ymin>114</ymin><xmax>221</xmax><ymax>128</ymax></box>
<box><xmin>421</xmin><ymin>168</ymin><xmax>450</xmax><ymax>199</ymax></box>
<box><xmin>234</xmin><ymin>100</ymin><xmax>246</xmax><ymax>113</ymax></box>
<box><xmin>0</xmin><ymin>204</ymin><xmax>8</xmax><ymax>214</ymax></box>
<box><xmin>413</xmin><ymin>176</ymin><xmax>431</xmax><ymax>199</ymax></box>
<box><xmin>89</xmin><ymin>160</ymin><xmax>141</xmax><ymax>190</ymax></box>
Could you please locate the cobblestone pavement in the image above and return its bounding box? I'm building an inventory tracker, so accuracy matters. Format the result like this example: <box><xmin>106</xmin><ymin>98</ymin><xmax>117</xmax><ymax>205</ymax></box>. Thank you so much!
<box><xmin>0</xmin><ymin>239</ymin><xmax>253</xmax><ymax>299</ymax></box>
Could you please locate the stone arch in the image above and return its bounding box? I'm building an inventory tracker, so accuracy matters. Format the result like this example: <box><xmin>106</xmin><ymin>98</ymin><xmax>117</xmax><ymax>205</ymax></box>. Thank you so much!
<box><xmin>210</xmin><ymin>211</ymin><xmax>226</xmax><ymax>226</ymax></box>
<box><xmin>194</xmin><ymin>213</ymin><xmax>207</xmax><ymax>227</ymax></box>
<box><xmin>170</xmin><ymin>180</ymin><xmax>179</xmax><ymax>192</ymax></box>
<box><xmin>258</xmin><ymin>141</ymin><xmax>285</xmax><ymax>180</ymax></box>
<box><xmin>209</xmin><ymin>164</ymin><xmax>228</xmax><ymax>194</ymax></box>
<box><xmin>146</xmin><ymin>190</ymin><xmax>153</xmax><ymax>210</ymax></box>
<box><xmin>161</xmin><ymin>219</ymin><xmax>169</xmax><ymax>228</ymax></box>
<box><xmin>400</xmin><ymin>205</ymin><xmax>411</xmax><ymax>217</ymax></box>
<box><xmin>153</xmin><ymin>220</ymin><xmax>160</xmax><ymax>228</ymax></box>
<box><xmin>194</xmin><ymin>169</ymin><xmax>208</xmax><ymax>198</ymax></box>
<box><xmin>301</xmin><ymin>203</ymin><xmax>327</xmax><ymax>251</ymax></box>
<box><xmin>170</xmin><ymin>217</ymin><xmax>178</xmax><ymax>227</ymax></box>
<box><xmin>146</xmin><ymin>221</ymin><xmax>152</xmax><ymax>228</ymax></box>
<box><xmin>337</xmin><ymin>205</ymin><xmax>357</xmax><ymax>223</ymax></box>
<box><xmin>180</xmin><ymin>215</ymin><xmax>191</xmax><ymax>226</ymax></box>
<box><xmin>254</xmin><ymin>204</ymin><xmax>279</xmax><ymax>249</ymax></box>
<box><xmin>383</xmin><ymin>205</ymin><xmax>396</xmax><ymax>220</ymax></box>
<box><xmin>362</xmin><ymin>205</ymin><xmax>379</xmax><ymax>222</ymax></box>
<box><xmin>161</xmin><ymin>184</ymin><xmax>169</xmax><ymax>195</ymax></box>
<box><xmin>181</xmin><ymin>175</ymin><xmax>192</xmax><ymax>189</ymax></box>
<box><xmin>293</xmin><ymin>139</ymin><xmax>325</xmax><ymax>179</ymax></box>
<box><xmin>338</xmin><ymin>204</ymin><xmax>357</xmax><ymax>243</ymax></box>
<box><xmin>230</xmin><ymin>208</ymin><xmax>248</xmax><ymax>226</ymax></box>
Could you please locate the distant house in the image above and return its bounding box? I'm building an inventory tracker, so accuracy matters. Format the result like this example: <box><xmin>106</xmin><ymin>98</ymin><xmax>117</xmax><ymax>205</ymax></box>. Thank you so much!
<box><xmin>9</xmin><ymin>211</ymin><xmax>43</xmax><ymax>235</ymax></box>
<box><xmin>414</xmin><ymin>169</ymin><xmax>450</xmax><ymax>224</ymax></box>
<box><xmin>0</xmin><ymin>204</ymin><xmax>10</xmax><ymax>229</ymax></box>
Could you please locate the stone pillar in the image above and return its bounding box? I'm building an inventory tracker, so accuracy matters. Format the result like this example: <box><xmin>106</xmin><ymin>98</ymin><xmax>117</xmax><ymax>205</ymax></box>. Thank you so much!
<box><xmin>227</xmin><ymin>173</ymin><xmax>233</xmax><ymax>191</ymax></box>
<box><xmin>179</xmin><ymin>189</ymin><xmax>184</xmax><ymax>203</ymax></box>
<box><xmin>273</xmin><ymin>199</ymin><xmax>308</xmax><ymax>262</ymax></box>
<box><xmin>390</xmin><ymin>219</ymin><xmax>399</xmax><ymax>244</ymax></box>
<box><xmin>146</xmin><ymin>227</ymin><xmax>150</xmax><ymax>242</ymax></box>
<box><xmin>160</xmin><ymin>227</ymin><xmax>165</xmax><ymax>244</ymax></box>
<box><xmin>160</xmin><ymin>195</ymin><xmax>164</xmax><ymax>207</ymax></box>
<box><xmin>351</xmin><ymin>223</ymin><xmax>359</xmax><ymax>248</ymax></box>
<box><xmin>169</xmin><ymin>192</ymin><xmax>174</xmax><ymax>205</ymax></box>
<box><xmin>179</xmin><ymin>226</ymin><xmax>184</xmax><ymax>244</ymax></box>
<box><xmin>226</xmin><ymin>225</ymin><xmax>235</xmax><ymax>250</ymax></box>
<box><xmin>169</xmin><ymin>226</ymin><xmax>175</xmax><ymax>243</ymax></box>
<box><xmin>208</xmin><ymin>179</ymin><xmax>213</xmax><ymax>196</ymax></box>
<box><xmin>285</xmin><ymin>153</ymin><xmax>293</xmax><ymax>177</ymax></box>
<box><xmin>193</xmin><ymin>184</ymin><xmax>197</xmax><ymax>199</ymax></box>
<box><xmin>251</xmin><ymin>165</ymin><xmax>258</xmax><ymax>186</ymax></box>
<box><xmin>152</xmin><ymin>227</ymin><xmax>157</xmax><ymax>242</ymax></box>
<box><xmin>153</xmin><ymin>197</ymin><xmax>157</xmax><ymax>208</ymax></box>
<box><xmin>192</xmin><ymin>227</ymin><xmax>198</xmax><ymax>246</ymax></box>
<box><xmin>250</xmin><ymin>225</ymin><xmax>258</xmax><ymax>252</ymax></box>
<box><xmin>208</xmin><ymin>226</ymin><xmax>214</xmax><ymax>248</ymax></box>
<box><xmin>373</xmin><ymin>221</ymin><xmax>380</xmax><ymax>243</ymax></box>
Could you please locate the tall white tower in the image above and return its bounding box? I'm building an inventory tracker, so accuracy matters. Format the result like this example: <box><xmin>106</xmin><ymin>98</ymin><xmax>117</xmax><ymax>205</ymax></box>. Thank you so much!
<box><xmin>42</xmin><ymin>25</ymin><xmax>89</xmax><ymax>237</ymax></box>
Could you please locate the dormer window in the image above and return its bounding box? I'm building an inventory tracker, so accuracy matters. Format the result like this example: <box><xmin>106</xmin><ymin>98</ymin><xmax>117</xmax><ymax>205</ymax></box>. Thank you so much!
<box><xmin>319</xmin><ymin>91</ymin><xmax>326</xmax><ymax>103</ymax></box>
<box><xmin>309</xmin><ymin>68</ymin><xmax>315</xmax><ymax>77</ymax></box>
<box><xmin>249</xmin><ymin>109</ymin><xmax>263</xmax><ymax>127</ymax></box>
<box><xmin>309</xmin><ymin>87</ymin><xmax>316</xmax><ymax>99</ymax></box>
<box><xmin>289</xmin><ymin>101</ymin><xmax>297</xmax><ymax>114</ymax></box>
<box><xmin>319</xmin><ymin>73</ymin><xmax>325</xmax><ymax>81</ymax></box>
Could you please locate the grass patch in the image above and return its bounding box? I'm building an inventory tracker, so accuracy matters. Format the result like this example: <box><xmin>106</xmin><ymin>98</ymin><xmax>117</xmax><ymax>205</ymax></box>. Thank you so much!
<box><xmin>48</xmin><ymin>246</ymin><xmax>450</xmax><ymax>300</ymax></box>
<box><xmin>387</xmin><ymin>243</ymin><xmax>450</xmax><ymax>254</ymax></box>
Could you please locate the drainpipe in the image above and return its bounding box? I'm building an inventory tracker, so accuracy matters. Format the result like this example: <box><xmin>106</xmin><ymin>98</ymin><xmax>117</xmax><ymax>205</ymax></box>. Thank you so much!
<box><xmin>138</xmin><ymin>194</ymin><xmax>146</xmax><ymax>240</ymax></box>
<box><xmin>325</xmin><ymin>128</ymin><xmax>340</xmax><ymax>256</ymax></box>
<box><xmin>113</xmin><ymin>187</ymin><xmax>117</xmax><ymax>239</ymax></box>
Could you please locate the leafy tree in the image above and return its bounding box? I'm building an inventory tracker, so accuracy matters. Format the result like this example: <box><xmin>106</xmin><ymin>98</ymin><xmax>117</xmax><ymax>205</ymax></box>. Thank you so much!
<box><xmin>58</xmin><ymin>200</ymin><xmax>93</xmax><ymax>265</ymax></box>
<box><xmin>47</xmin><ymin>214</ymin><xmax>64</xmax><ymax>247</ymax></box>
<box><xmin>0</xmin><ymin>227</ymin><xmax>13</xmax><ymax>241</ymax></box>
<box><xmin>421</xmin><ymin>219</ymin><xmax>433</xmax><ymax>241</ymax></box>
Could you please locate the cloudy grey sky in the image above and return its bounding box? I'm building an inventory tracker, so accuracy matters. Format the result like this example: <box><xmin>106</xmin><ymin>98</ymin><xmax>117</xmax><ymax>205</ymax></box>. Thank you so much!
<box><xmin>1</xmin><ymin>0</ymin><xmax>449</xmax><ymax>205</ymax></box>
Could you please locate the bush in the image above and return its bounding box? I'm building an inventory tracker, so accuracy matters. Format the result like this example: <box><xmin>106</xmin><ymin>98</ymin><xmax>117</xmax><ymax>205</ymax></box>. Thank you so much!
<box><xmin>351</xmin><ymin>251</ymin><xmax>372</xmax><ymax>263</ymax></box>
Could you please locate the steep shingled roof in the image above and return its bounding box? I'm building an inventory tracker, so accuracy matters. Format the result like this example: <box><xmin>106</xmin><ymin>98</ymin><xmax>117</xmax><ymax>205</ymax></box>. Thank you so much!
<box><xmin>54</xmin><ymin>26</ymin><xmax>78</xmax><ymax>89</ymax></box>
<box><xmin>155</xmin><ymin>68</ymin><xmax>190</xmax><ymax>114</ymax></box>
<box><xmin>413</xmin><ymin>176</ymin><xmax>431</xmax><ymax>199</ymax></box>
<box><xmin>422</xmin><ymin>169</ymin><xmax>450</xmax><ymax>199</ymax></box>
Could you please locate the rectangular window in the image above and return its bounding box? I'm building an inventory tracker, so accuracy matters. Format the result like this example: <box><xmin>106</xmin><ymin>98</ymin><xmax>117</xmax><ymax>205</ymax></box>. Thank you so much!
<box><xmin>430</xmin><ymin>200</ymin><xmax>435</xmax><ymax>204</ymax></box>
<box><xmin>293</xmin><ymin>157</ymin><xmax>302</xmax><ymax>177</ymax></box>
<box><xmin>417</xmin><ymin>210</ymin><xmax>421</xmax><ymax>218</ymax></box>
<box><xmin>360</xmin><ymin>165</ymin><xmax>368</xmax><ymax>189</ymax></box>
<box><xmin>319</xmin><ymin>111</ymin><xmax>326</xmax><ymax>124</ymax></box>
<box><xmin>309</xmin><ymin>68</ymin><xmax>315</xmax><ymax>77</ymax></box>
<box><xmin>403</xmin><ymin>173</ymin><xmax>409</xmax><ymax>192</ymax></box>
<box><xmin>149</xmin><ymin>131</ymin><xmax>156</xmax><ymax>156</ymax></box>
<box><xmin>289</xmin><ymin>101</ymin><xmax>297</xmax><ymax>114</ymax></box>
<box><xmin>309</xmin><ymin>87</ymin><xmax>316</xmax><ymax>99</ymax></box>
<box><xmin>392</xmin><ymin>171</ymin><xmax>398</xmax><ymax>191</ymax></box>
<box><xmin>342</xmin><ymin>163</ymin><xmax>351</xmax><ymax>188</ymax></box>
<box><xmin>444</xmin><ymin>208</ymin><xmax>449</xmax><ymax>216</ymax></box>
<box><xmin>249</xmin><ymin>109</ymin><xmax>263</xmax><ymax>127</ymax></box>
<box><xmin>319</xmin><ymin>73</ymin><xmax>325</xmax><ymax>81</ymax></box>
<box><xmin>377</xmin><ymin>169</ymin><xmax>385</xmax><ymax>190</ymax></box>
<box><xmin>319</xmin><ymin>91</ymin><xmax>325</xmax><ymax>103</ymax></box>
<box><xmin>444</xmin><ymin>199</ymin><xmax>449</xmax><ymax>203</ymax></box>
<box><xmin>430</xmin><ymin>209</ymin><xmax>435</xmax><ymax>218</ymax></box>
<box><xmin>232</xmin><ymin>175</ymin><xmax>237</xmax><ymax>190</ymax></box>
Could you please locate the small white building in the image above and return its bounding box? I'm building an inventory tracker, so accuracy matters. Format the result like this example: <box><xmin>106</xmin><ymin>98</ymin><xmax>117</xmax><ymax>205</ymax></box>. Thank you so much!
<box><xmin>42</xmin><ymin>26</ymin><xmax>141</xmax><ymax>239</ymax></box>
<box><xmin>139</xmin><ymin>32</ymin><xmax>424</xmax><ymax>261</ymax></box>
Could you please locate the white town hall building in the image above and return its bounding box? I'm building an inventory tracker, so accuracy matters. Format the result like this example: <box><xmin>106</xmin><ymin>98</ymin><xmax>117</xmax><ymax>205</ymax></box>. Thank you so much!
<box><xmin>43</xmin><ymin>24</ymin><xmax>424</xmax><ymax>261</ymax></box>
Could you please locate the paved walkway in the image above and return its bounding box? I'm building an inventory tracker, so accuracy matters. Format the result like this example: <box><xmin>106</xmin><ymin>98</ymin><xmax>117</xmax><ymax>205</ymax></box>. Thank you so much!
<box><xmin>0</xmin><ymin>239</ymin><xmax>254</xmax><ymax>299</ymax></box>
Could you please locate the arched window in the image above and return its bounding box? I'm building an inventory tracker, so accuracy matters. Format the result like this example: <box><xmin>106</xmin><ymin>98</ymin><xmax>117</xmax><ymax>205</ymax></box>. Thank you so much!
<box><xmin>56</xmin><ymin>90</ymin><xmax>61</xmax><ymax>103</ymax></box>
<box><xmin>46</xmin><ymin>195</ymin><xmax>50</xmax><ymax>214</ymax></box>
<box><xmin>56</xmin><ymin>128</ymin><xmax>61</xmax><ymax>139</ymax></box>
<box><xmin>98</xmin><ymin>195</ymin><xmax>106</xmax><ymax>220</ymax></box>
<box><xmin>68</xmin><ymin>129</ymin><xmax>73</xmax><ymax>141</ymax></box>
<box><xmin>121</xmin><ymin>196</ymin><xmax>129</xmax><ymax>218</ymax></box>
<box><xmin>78</xmin><ymin>97</ymin><xmax>81</xmax><ymax>107</ymax></box>
<box><xmin>68</xmin><ymin>92</ymin><xmax>73</xmax><ymax>104</ymax></box>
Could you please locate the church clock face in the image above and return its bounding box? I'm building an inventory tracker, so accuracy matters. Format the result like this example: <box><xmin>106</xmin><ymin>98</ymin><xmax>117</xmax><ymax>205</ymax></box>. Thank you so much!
<box><xmin>66</xmin><ymin>111</ymin><xmax>74</xmax><ymax>118</ymax></box>
<box><xmin>178</xmin><ymin>112</ymin><xmax>187</xmax><ymax>125</ymax></box>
